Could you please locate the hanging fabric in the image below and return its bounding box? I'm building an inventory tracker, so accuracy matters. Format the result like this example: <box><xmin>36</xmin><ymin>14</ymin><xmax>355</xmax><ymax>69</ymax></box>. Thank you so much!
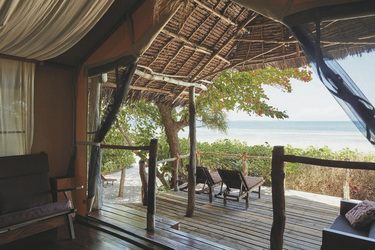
<box><xmin>0</xmin><ymin>58</ymin><xmax>35</xmax><ymax>156</ymax></box>
<box><xmin>286</xmin><ymin>11</ymin><xmax>375</xmax><ymax>146</ymax></box>
<box><xmin>0</xmin><ymin>0</ymin><xmax>113</xmax><ymax>60</ymax></box>
<box><xmin>86</xmin><ymin>56</ymin><xmax>137</xmax><ymax>214</ymax></box>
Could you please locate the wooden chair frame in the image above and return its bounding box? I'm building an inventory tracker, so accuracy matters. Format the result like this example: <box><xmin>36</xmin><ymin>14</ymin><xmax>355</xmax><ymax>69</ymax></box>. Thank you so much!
<box><xmin>216</xmin><ymin>169</ymin><xmax>264</xmax><ymax>209</ymax></box>
<box><xmin>180</xmin><ymin>166</ymin><xmax>222</xmax><ymax>203</ymax></box>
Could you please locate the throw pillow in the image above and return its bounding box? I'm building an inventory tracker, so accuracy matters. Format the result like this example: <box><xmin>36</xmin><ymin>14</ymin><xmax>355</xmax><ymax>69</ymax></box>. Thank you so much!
<box><xmin>345</xmin><ymin>200</ymin><xmax>375</xmax><ymax>228</ymax></box>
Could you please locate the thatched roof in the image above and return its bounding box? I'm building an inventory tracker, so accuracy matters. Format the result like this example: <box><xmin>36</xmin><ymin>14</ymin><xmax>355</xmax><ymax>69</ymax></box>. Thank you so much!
<box><xmin>103</xmin><ymin>0</ymin><xmax>375</xmax><ymax>107</ymax></box>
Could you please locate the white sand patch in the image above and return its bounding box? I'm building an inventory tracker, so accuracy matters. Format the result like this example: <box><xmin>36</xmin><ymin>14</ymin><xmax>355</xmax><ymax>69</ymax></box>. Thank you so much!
<box><xmin>102</xmin><ymin>163</ymin><xmax>161</xmax><ymax>204</ymax></box>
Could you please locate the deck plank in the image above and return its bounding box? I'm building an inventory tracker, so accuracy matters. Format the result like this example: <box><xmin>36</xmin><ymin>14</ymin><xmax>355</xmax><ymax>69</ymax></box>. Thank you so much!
<box><xmin>123</xmin><ymin>186</ymin><xmax>340</xmax><ymax>249</ymax></box>
<box><xmin>90</xmin><ymin>203</ymin><xmax>234</xmax><ymax>249</ymax></box>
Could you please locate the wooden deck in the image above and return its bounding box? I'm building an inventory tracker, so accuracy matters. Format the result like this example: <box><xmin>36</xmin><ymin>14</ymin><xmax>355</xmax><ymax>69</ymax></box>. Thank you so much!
<box><xmin>2</xmin><ymin>187</ymin><xmax>342</xmax><ymax>249</ymax></box>
<box><xmin>89</xmin><ymin>203</ymin><xmax>234</xmax><ymax>249</ymax></box>
<box><xmin>122</xmin><ymin>186</ymin><xmax>342</xmax><ymax>250</ymax></box>
<box><xmin>1</xmin><ymin>220</ymin><xmax>150</xmax><ymax>250</ymax></box>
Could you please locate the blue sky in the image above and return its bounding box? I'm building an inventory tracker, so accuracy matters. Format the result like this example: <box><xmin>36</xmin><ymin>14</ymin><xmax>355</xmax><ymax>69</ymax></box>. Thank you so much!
<box><xmin>228</xmin><ymin>53</ymin><xmax>374</xmax><ymax>121</ymax></box>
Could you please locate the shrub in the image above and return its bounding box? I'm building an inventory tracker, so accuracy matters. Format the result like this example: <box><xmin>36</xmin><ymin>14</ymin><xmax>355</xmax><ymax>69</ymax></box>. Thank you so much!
<box><xmin>193</xmin><ymin>139</ymin><xmax>375</xmax><ymax>200</ymax></box>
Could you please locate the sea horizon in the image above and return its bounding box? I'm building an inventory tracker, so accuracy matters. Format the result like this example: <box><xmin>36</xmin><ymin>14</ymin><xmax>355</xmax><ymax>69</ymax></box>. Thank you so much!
<box><xmin>179</xmin><ymin>120</ymin><xmax>375</xmax><ymax>154</ymax></box>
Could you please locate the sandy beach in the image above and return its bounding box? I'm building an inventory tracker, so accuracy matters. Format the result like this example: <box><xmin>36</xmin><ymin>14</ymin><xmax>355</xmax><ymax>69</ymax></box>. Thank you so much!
<box><xmin>102</xmin><ymin>163</ymin><xmax>161</xmax><ymax>204</ymax></box>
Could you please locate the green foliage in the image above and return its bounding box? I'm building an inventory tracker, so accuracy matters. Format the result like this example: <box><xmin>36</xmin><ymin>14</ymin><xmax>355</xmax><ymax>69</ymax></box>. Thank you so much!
<box><xmin>101</xmin><ymin>127</ymin><xmax>135</xmax><ymax>174</ymax></box>
<box><xmin>196</xmin><ymin>139</ymin><xmax>273</xmax><ymax>184</ymax></box>
<box><xmin>194</xmin><ymin>139</ymin><xmax>375</xmax><ymax>199</ymax></box>
<box><xmin>100</xmin><ymin>67</ymin><xmax>313</xmax><ymax>182</ymax></box>
<box><xmin>198</xmin><ymin>67</ymin><xmax>312</xmax><ymax>119</ymax></box>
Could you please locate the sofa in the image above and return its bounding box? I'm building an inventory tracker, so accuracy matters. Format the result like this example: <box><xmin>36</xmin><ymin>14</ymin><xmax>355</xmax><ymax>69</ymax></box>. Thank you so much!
<box><xmin>0</xmin><ymin>152</ymin><xmax>77</xmax><ymax>245</ymax></box>
<box><xmin>321</xmin><ymin>200</ymin><xmax>375</xmax><ymax>250</ymax></box>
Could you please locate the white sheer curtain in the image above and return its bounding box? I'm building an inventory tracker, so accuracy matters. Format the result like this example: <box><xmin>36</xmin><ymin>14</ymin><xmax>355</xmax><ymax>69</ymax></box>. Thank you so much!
<box><xmin>0</xmin><ymin>0</ymin><xmax>113</xmax><ymax>60</ymax></box>
<box><xmin>0</xmin><ymin>58</ymin><xmax>35</xmax><ymax>156</ymax></box>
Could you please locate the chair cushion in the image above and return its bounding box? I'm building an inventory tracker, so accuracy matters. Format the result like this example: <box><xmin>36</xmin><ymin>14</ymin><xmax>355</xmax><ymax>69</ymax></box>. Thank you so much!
<box><xmin>345</xmin><ymin>200</ymin><xmax>375</xmax><ymax>228</ymax></box>
<box><xmin>210</xmin><ymin>172</ymin><xmax>222</xmax><ymax>184</ymax></box>
<box><xmin>331</xmin><ymin>215</ymin><xmax>369</xmax><ymax>237</ymax></box>
<box><xmin>244</xmin><ymin>176</ymin><xmax>264</xmax><ymax>190</ymax></box>
<box><xmin>369</xmin><ymin>222</ymin><xmax>375</xmax><ymax>239</ymax></box>
<box><xmin>0</xmin><ymin>200</ymin><xmax>72</xmax><ymax>228</ymax></box>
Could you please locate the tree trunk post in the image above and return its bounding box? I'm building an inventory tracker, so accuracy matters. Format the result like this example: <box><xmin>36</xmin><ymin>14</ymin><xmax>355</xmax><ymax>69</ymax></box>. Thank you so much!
<box><xmin>173</xmin><ymin>154</ymin><xmax>179</xmax><ymax>191</ymax></box>
<box><xmin>147</xmin><ymin>139</ymin><xmax>158</xmax><ymax>232</ymax></box>
<box><xmin>139</xmin><ymin>159</ymin><xmax>148</xmax><ymax>206</ymax></box>
<box><xmin>343</xmin><ymin>168</ymin><xmax>351</xmax><ymax>200</ymax></box>
<box><xmin>118</xmin><ymin>168</ymin><xmax>126</xmax><ymax>197</ymax></box>
<box><xmin>270</xmin><ymin>146</ymin><xmax>286</xmax><ymax>250</ymax></box>
<box><xmin>196</xmin><ymin>149</ymin><xmax>201</xmax><ymax>166</ymax></box>
<box><xmin>186</xmin><ymin>87</ymin><xmax>196</xmax><ymax>217</ymax></box>
<box><xmin>242</xmin><ymin>152</ymin><xmax>248</xmax><ymax>176</ymax></box>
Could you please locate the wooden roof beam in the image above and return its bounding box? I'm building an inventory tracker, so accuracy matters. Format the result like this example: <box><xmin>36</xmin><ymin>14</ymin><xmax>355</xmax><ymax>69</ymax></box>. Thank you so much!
<box><xmin>196</xmin><ymin>44</ymin><xmax>285</xmax><ymax>81</ymax></box>
<box><xmin>191</xmin><ymin>13</ymin><xmax>258</xmax><ymax>80</ymax></box>
<box><xmin>193</xmin><ymin>0</ymin><xmax>249</xmax><ymax>33</ymax></box>
<box><xmin>103</xmin><ymin>83</ymin><xmax>193</xmax><ymax>96</ymax></box>
<box><xmin>135</xmin><ymin>69</ymin><xmax>208</xmax><ymax>91</ymax></box>
<box><xmin>162</xmin><ymin>29</ymin><xmax>230</xmax><ymax>64</ymax></box>
<box><xmin>234</xmin><ymin>38</ymin><xmax>297</xmax><ymax>44</ymax></box>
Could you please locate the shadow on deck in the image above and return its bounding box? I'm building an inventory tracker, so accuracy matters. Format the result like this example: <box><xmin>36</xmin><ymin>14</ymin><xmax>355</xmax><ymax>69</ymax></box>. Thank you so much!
<box><xmin>121</xmin><ymin>186</ymin><xmax>341</xmax><ymax>249</ymax></box>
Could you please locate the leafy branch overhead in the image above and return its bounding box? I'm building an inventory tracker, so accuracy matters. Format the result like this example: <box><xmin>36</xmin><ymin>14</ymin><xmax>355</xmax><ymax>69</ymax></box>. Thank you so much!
<box><xmin>198</xmin><ymin>67</ymin><xmax>312</xmax><ymax>119</ymax></box>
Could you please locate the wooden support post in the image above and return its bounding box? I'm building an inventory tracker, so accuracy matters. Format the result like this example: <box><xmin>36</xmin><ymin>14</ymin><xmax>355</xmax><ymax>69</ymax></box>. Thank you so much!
<box><xmin>173</xmin><ymin>154</ymin><xmax>179</xmax><ymax>191</ymax></box>
<box><xmin>147</xmin><ymin>139</ymin><xmax>158</xmax><ymax>232</ymax></box>
<box><xmin>186</xmin><ymin>87</ymin><xmax>196</xmax><ymax>217</ymax></box>
<box><xmin>196</xmin><ymin>149</ymin><xmax>201</xmax><ymax>166</ymax></box>
<box><xmin>343</xmin><ymin>169</ymin><xmax>351</xmax><ymax>200</ymax></box>
<box><xmin>118</xmin><ymin>168</ymin><xmax>126</xmax><ymax>197</ymax></box>
<box><xmin>270</xmin><ymin>146</ymin><xmax>286</xmax><ymax>250</ymax></box>
<box><xmin>242</xmin><ymin>152</ymin><xmax>248</xmax><ymax>176</ymax></box>
<box><xmin>139</xmin><ymin>160</ymin><xmax>148</xmax><ymax>206</ymax></box>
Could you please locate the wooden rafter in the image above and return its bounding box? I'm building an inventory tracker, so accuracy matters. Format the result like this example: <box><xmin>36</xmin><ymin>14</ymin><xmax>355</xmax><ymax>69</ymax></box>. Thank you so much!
<box><xmin>162</xmin><ymin>29</ymin><xmax>230</xmax><ymax>64</ymax></box>
<box><xmin>196</xmin><ymin>44</ymin><xmax>285</xmax><ymax>81</ymax></box>
<box><xmin>191</xmin><ymin>13</ymin><xmax>258</xmax><ymax>80</ymax></box>
<box><xmin>171</xmin><ymin>12</ymin><xmax>258</xmax><ymax>104</ymax></box>
<box><xmin>148</xmin><ymin>37</ymin><xmax>174</xmax><ymax>69</ymax></box>
<box><xmin>135</xmin><ymin>70</ymin><xmax>208</xmax><ymax>90</ymax></box>
<box><xmin>193</xmin><ymin>0</ymin><xmax>249</xmax><ymax>33</ymax></box>
<box><xmin>103</xmin><ymin>82</ymin><xmax>192</xmax><ymax>96</ymax></box>
<box><xmin>234</xmin><ymin>38</ymin><xmax>297</xmax><ymax>44</ymax></box>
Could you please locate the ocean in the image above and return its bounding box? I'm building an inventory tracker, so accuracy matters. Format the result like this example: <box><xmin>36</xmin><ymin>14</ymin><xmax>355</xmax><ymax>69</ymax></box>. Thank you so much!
<box><xmin>179</xmin><ymin>121</ymin><xmax>375</xmax><ymax>154</ymax></box>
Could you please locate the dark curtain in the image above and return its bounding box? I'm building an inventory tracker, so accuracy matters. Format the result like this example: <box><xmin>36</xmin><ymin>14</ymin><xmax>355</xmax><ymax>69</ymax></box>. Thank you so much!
<box><xmin>286</xmin><ymin>15</ymin><xmax>375</xmax><ymax>146</ymax></box>
<box><xmin>87</xmin><ymin>56</ymin><xmax>137</xmax><ymax>213</ymax></box>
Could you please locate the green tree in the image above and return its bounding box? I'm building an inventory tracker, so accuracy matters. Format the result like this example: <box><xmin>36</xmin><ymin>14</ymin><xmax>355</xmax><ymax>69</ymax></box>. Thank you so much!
<box><xmin>104</xmin><ymin>67</ymin><xmax>312</xmax><ymax>190</ymax></box>
<box><xmin>156</xmin><ymin>67</ymin><xmax>312</xmax><ymax>187</ymax></box>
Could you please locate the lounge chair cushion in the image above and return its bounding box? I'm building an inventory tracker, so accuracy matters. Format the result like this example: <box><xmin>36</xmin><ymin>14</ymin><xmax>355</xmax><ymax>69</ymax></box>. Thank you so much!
<box><xmin>331</xmin><ymin>215</ymin><xmax>369</xmax><ymax>237</ymax></box>
<box><xmin>0</xmin><ymin>200</ymin><xmax>72</xmax><ymax>228</ymax></box>
<box><xmin>369</xmin><ymin>222</ymin><xmax>375</xmax><ymax>238</ymax></box>
<box><xmin>244</xmin><ymin>176</ymin><xmax>264</xmax><ymax>190</ymax></box>
<box><xmin>345</xmin><ymin>200</ymin><xmax>375</xmax><ymax>228</ymax></box>
<box><xmin>210</xmin><ymin>172</ymin><xmax>222</xmax><ymax>184</ymax></box>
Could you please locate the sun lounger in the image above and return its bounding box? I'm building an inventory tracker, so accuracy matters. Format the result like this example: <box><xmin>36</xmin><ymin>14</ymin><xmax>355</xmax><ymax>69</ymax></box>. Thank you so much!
<box><xmin>180</xmin><ymin>166</ymin><xmax>222</xmax><ymax>203</ymax></box>
<box><xmin>216</xmin><ymin>169</ymin><xmax>264</xmax><ymax>209</ymax></box>
<box><xmin>101</xmin><ymin>174</ymin><xmax>117</xmax><ymax>185</ymax></box>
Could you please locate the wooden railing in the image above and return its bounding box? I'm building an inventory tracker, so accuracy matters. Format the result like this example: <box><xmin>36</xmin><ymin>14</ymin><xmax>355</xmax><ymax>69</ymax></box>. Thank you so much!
<box><xmin>155</xmin><ymin>150</ymin><xmax>271</xmax><ymax>190</ymax></box>
<box><xmin>197</xmin><ymin>150</ymin><xmax>271</xmax><ymax>175</ymax></box>
<box><xmin>101</xmin><ymin>139</ymin><xmax>158</xmax><ymax>232</ymax></box>
<box><xmin>270</xmin><ymin>146</ymin><xmax>375</xmax><ymax>250</ymax></box>
<box><xmin>156</xmin><ymin>154</ymin><xmax>190</xmax><ymax>191</ymax></box>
